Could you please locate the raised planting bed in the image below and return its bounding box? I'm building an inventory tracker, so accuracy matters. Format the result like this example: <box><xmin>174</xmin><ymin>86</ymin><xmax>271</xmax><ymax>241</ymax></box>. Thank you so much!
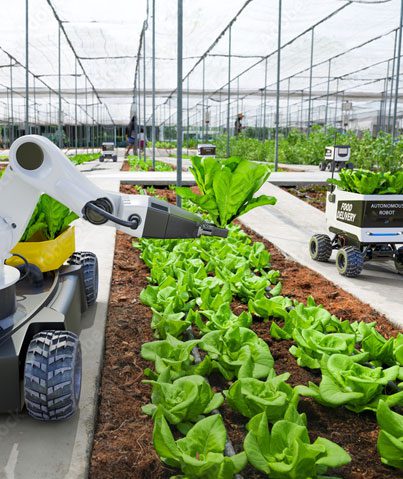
<box><xmin>69</xmin><ymin>152</ymin><xmax>100</xmax><ymax>165</ymax></box>
<box><xmin>124</xmin><ymin>156</ymin><xmax>174</xmax><ymax>172</ymax></box>
<box><xmin>90</xmin><ymin>184</ymin><xmax>402</xmax><ymax>479</ymax></box>
<box><xmin>282</xmin><ymin>185</ymin><xmax>327</xmax><ymax>212</ymax></box>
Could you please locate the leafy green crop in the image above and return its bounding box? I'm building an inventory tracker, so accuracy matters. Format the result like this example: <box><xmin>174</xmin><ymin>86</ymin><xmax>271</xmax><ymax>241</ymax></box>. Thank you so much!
<box><xmin>297</xmin><ymin>354</ymin><xmax>401</xmax><ymax>413</ymax></box>
<box><xmin>21</xmin><ymin>194</ymin><xmax>78</xmax><ymax>241</ymax></box>
<box><xmin>198</xmin><ymin>326</ymin><xmax>274</xmax><ymax>380</ymax></box>
<box><xmin>394</xmin><ymin>334</ymin><xmax>403</xmax><ymax>366</ymax></box>
<box><xmin>376</xmin><ymin>400</ymin><xmax>403</xmax><ymax>469</ymax></box>
<box><xmin>224</xmin><ymin>372</ymin><xmax>302</xmax><ymax>422</ymax></box>
<box><xmin>140</xmin><ymin>276</ymin><xmax>196</xmax><ymax>314</ymax></box>
<box><xmin>176</xmin><ymin>156</ymin><xmax>276</xmax><ymax>227</ymax></box>
<box><xmin>328</xmin><ymin>169</ymin><xmax>403</xmax><ymax>195</ymax></box>
<box><xmin>290</xmin><ymin>329</ymin><xmax>357</xmax><ymax>369</ymax></box>
<box><xmin>150</xmin><ymin>306</ymin><xmax>195</xmax><ymax>339</ymax></box>
<box><xmin>127</xmin><ymin>155</ymin><xmax>173</xmax><ymax>172</ymax></box>
<box><xmin>153</xmin><ymin>412</ymin><xmax>247</xmax><ymax>478</ymax></box>
<box><xmin>69</xmin><ymin>153</ymin><xmax>100</xmax><ymax>165</ymax></box>
<box><xmin>194</xmin><ymin>303</ymin><xmax>252</xmax><ymax>333</ymax></box>
<box><xmin>359</xmin><ymin>323</ymin><xmax>396</xmax><ymax>366</ymax></box>
<box><xmin>142</xmin><ymin>373</ymin><xmax>224</xmax><ymax>428</ymax></box>
<box><xmin>244</xmin><ymin>412</ymin><xmax>351</xmax><ymax>478</ymax></box>
<box><xmin>264</xmin><ymin>296</ymin><xmax>357</xmax><ymax>340</ymax></box>
<box><xmin>140</xmin><ymin>334</ymin><xmax>211</xmax><ymax>380</ymax></box>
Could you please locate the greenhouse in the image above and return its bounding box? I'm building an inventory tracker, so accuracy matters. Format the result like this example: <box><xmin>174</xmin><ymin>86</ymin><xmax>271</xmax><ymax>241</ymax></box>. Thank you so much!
<box><xmin>0</xmin><ymin>1</ymin><xmax>402</xmax><ymax>479</ymax></box>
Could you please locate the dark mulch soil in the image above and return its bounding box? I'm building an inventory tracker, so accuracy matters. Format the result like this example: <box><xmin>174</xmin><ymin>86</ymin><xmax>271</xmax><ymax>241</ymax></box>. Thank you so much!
<box><xmin>282</xmin><ymin>185</ymin><xmax>328</xmax><ymax>212</ymax></box>
<box><xmin>90</xmin><ymin>186</ymin><xmax>402</xmax><ymax>479</ymax></box>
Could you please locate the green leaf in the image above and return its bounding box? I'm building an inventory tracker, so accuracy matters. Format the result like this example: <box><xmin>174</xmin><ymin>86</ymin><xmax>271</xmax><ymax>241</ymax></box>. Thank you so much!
<box><xmin>244</xmin><ymin>412</ymin><xmax>351</xmax><ymax>478</ymax></box>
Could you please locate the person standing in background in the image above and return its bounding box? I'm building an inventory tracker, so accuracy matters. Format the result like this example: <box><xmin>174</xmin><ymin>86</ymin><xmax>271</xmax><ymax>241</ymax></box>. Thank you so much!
<box><xmin>125</xmin><ymin>115</ymin><xmax>138</xmax><ymax>157</ymax></box>
<box><xmin>138</xmin><ymin>127</ymin><xmax>147</xmax><ymax>153</ymax></box>
<box><xmin>234</xmin><ymin>113</ymin><xmax>245</xmax><ymax>135</ymax></box>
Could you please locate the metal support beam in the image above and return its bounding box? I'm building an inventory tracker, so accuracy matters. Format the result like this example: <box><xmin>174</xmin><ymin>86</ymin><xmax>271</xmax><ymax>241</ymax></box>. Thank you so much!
<box><xmin>286</xmin><ymin>77</ymin><xmax>290</xmax><ymax>133</ymax></box>
<box><xmin>324</xmin><ymin>59</ymin><xmax>331</xmax><ymax>132</ymax></box>
<box><xmin>202</xmin><ymin>57</ymin><xmax>206</xmax><ymax>140</ymax></box>
<box><xmin>9</xmin><ymin>58</ymin><xmax>14</xmax><ymax>144</ymax></box>
<box><xmin>58</xmin><ymin>24</ymin><xmax>63</xmax><ymax>148</ymax></box>
<box><xmin>143</xmin><ymin>27</ymin><xmax>147</xmax><ymax>162</ymax></box>
<box><xmin>334</xmin><ymin>78</ymin><xmax>339</xmax><ymax>127</ymax></box>
<box><xmin>176</xmin><ymin>0</ymin><xmax>183</xmax><ymax>207</ymax></box>
<box><xmin>25</xmin><ymin>0</ymin><xmax>29</xmax><ymax>135</ymax></box>
<box><xmin>74</xmin><ymin>58</ymin><xmax>78</xmax><ymax>154</ymax></box>
<box><xmin>274</xmin><ymin>0</ymin><xmax>282</xmax><ymax>172</ymax></box>
<box><xmin>388</xmin><ymin>29</ymin><xmax>398</xmax><ymax>132</ymax></box>
<box><xmin>186</xmin><ymin>77</ymin><xmax>190</xmax><ymax>153</ymax></box>
<box><xmin>393</xmin><ymin>0</ymin><xmax>403</xmax><ymax>140</ymax></box>
<box><xmin>263</xmin><ymin>58</ymin><xmax>268</xmax><ymax>139</ymax></box>
<box><xmin>226</xmin><ymin>26</ymin><xmax>232</xmax><ymax>158</ymax></box>
<box><xmin>152</xmin><ymin>0</ymin><xmax>156</xmax><ymax>169</ymax></box>
<box><xmin>307</xmin><ymin>28</ymin><xmax>315</xmax><ymax>137</ymax></box>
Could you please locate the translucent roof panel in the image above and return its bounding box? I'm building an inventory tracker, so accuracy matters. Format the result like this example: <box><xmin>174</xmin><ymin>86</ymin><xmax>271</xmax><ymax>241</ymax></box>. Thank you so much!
<box><xmin>0</xmin><ymin>0</ymin><xmax>402</xmax><ymax>128</ymax></box>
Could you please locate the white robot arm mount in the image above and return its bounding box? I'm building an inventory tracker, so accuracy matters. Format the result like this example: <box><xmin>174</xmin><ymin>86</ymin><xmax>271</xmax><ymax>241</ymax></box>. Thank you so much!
<box><xmin>0</xmin><ymin>135</ymin><xmax>227</xmax><ymax>288</ymax></box>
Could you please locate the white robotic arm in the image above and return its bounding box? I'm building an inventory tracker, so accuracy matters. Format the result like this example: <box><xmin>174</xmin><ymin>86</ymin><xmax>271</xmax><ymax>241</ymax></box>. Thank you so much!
<box><xmin>0</xmin><ymin>135</ymin><xmax>227</xmax><ymax>281</ymax></box>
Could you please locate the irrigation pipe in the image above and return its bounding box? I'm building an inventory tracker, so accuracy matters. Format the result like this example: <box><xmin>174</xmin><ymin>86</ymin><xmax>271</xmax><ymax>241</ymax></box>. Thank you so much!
<box><xmin>186</xmin><ymin>327</ymin><xmax>244</xmax><ymax>479</ymax></box>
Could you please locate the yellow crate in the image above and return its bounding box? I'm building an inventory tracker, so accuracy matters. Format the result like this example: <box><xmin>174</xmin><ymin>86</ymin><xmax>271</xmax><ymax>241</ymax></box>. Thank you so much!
<box><xmin>7</xmin><ymin>227</ymin><xmax>76</xmax><ymax>273</ymax></box>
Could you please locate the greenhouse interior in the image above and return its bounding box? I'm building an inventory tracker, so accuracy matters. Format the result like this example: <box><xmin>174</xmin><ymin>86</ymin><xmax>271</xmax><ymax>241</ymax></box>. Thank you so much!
<box><xmin>0</xmin><ymin>1</ymin><xmax>402</xmax><ymax>479</ymax></box>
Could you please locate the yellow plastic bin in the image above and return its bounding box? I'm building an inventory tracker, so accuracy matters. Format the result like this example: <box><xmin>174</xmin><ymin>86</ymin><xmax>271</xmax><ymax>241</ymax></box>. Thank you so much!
<box><xmin>6</xmin><ymin>227</ymin><xmax>76</xmax><ymax>273</ymax></box>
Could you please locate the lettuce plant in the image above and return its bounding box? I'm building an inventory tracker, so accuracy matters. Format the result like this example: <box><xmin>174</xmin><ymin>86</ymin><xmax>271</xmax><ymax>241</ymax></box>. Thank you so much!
<box><xmin>268</xmin><ymin>297</ymin><xmax>356</xmax><ymax>340</ymax></box>
<box><xmin>198</xmin><ymin>326</ymin><xmax>274</xmax><ymax>380</ymax></box>
<box><xmin>140</xmin><ymin>276</ymin><xmax>196</xmax><ymax>314</ymax></box>
<box><xmin>142</xmin><ymin>374</ymin><xmax>224</xmax><ymax>428</ymax></box>
<box><xmin>328</xmin><ymin>168</ymin><xmax>403</xmax><ymax>195</ymax></box>
<box><xmin>176</xmin><ymin>156</ymin><xmax>276</xmax><ymax>227</ymax></box>
<box><xmin>289</xmin><ymin>329</ymin><xmax>357</xmax><ymax>369</ymax></box>
<box><xmin>376</xmin><ymin>400</ymin><xmax>403</xmax><ymax>469</ymax></box>
<box><xmin>22</xmin><ymin>194</ymin><xmax>78</xmax><ymax>241</ymax></box>
<box><xmin>196</xmin><ymin>282</ymin><xmax>233</xmax><ymax>311</ymax></box>
<box><xmin>248</xmin><ymin>295</ymin><xmax>291</xmax><ymax>322</ymax></box>
<box><xmin>195</xmin><ymin>303</ymin><xmax>252</xmax><ymax>333</ymax></box>
<box><xmin>359</xmin><ymin>323</ymin><xmax>395</xmax><ymax>366</ymax></box>
<box><xmin>224</xmin><ymin>372</ymin><xmax>303</xmax><ymax>422</ymax></box>
<box><xmin>141</xmin><ymin>334</ymin><xmax>211</xmax><ymax>380</ymax></box>
<box><xmin>297</xmin><ymin>354</ymin><xmax>400</xmax><ymax>412</ymax></box>
<box><xmin>153</xmin><ymin>413</ymin><xmax>247</xmax><ymax>478</ymax></box>
<box><xmin>244</xmin><ymin>412</ymin><xmax>351</xmax><ymax>478</ymax></box>
<box><xmin>150</xmin><ymin>306</ymin><xmax>196</xmax><ymax>339</ymax></box>
<box><xmin>394</xmin><ymin>334</ymin><xmax>403</xmax><ymax>366</ymax></box>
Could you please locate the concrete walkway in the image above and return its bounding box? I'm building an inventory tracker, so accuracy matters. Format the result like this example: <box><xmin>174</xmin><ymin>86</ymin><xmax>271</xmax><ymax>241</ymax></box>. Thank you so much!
<box><xmin>240</xmin><ymin>183</ymin><xmax>403</xmax><ymax>327</ymax></box>
<box><xmin>88</xmin><ymin>170</ymin><xmax>196</xmax><ymax>186</ymax></box>
<box><xmin>0</xmin><ymin>158</ymin><xmax>121</xmax><ymax>479</ymax></box>
<box><xmin>268</xmin><ymin>171</ymin><xmax>338</xmax><ymax>186</ymax></box>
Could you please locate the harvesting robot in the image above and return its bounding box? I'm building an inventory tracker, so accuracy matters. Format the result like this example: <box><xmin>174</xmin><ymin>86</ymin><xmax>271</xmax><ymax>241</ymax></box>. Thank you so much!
<box><xmin>0</xmin><ymin>135</ymin><xmax>227</xmax><ymax>421</ymax></box>
<box><xmin>309</xmin><ymin>166</ymin><xmax>403</xmax><ymax>278</ymax></box>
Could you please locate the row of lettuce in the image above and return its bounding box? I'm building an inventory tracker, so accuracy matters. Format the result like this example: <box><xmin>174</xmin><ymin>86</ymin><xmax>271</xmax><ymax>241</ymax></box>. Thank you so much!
<box><xmin>134</xmin><ymin>207</ymin><xmax>403</xmax><ymax>477</ymax></box>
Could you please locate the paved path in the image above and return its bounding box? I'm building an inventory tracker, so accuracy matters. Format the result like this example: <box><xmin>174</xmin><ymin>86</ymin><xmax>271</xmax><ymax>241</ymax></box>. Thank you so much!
<box><xmin>0</xmin><ymin>158</ymin><xmax>122</xmax><ymax>479</ymax></box>
<box><xmin>268</xmin><ymin>171</ymin><xmax>338</xmax><ymax>186</ymax></box>
<box><xmin>240</xmin><ymin>183</ymin><xmax>403</xmax><ymax>327</ymax></box>
<box><xmin>88</xmin><ymin>170</ymin><xmax>196</xmax><ymax>186</ymax></box>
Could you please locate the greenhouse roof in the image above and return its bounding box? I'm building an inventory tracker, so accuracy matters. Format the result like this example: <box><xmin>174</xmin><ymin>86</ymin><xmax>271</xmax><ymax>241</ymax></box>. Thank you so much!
<box><xmin>0</xmin><ymin>0</ymin><xmax>401</xmax><ymax>127</ymax></box>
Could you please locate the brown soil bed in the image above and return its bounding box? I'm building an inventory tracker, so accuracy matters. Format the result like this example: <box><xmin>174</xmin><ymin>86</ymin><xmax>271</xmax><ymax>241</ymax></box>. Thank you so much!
<box><xmin>282</xmin><ymin>184</ymin><xmax>327</xmax><ymax>212</ymax></box>
<box><xmin>90</xmin><ymin>186</ymin><xmax>402</xmax><ymax>479</ymax></box>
